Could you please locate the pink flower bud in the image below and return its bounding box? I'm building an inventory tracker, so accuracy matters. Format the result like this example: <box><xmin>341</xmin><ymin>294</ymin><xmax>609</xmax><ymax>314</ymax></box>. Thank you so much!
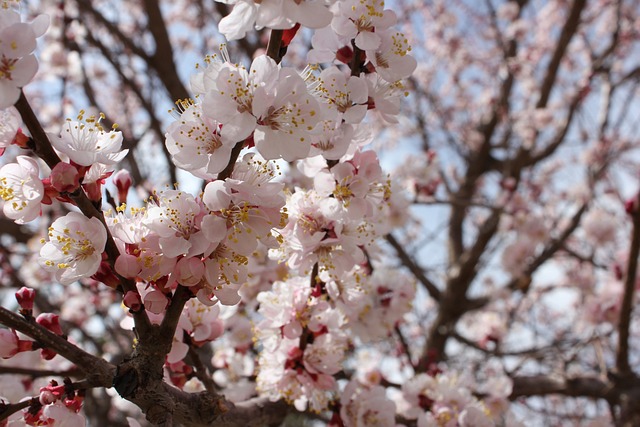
<box><xmin>11</xmin><ymin>129</ymin><xmax>30</xmax><ymax>149</ymax></box>
<box><xmin>39</xmin><ymin>390</ymin><xmax>56</xmax><ymax>405</ymax></box>
<box><xmin>283</xmin><ymin>321</ymin><xmax>303</xmax><ymax>339</ymax></box>
<box><xmin>40</xmin><ymin>348</ymin><xmax>57</xmax><ymax>360</ymax></box>
<box><xmin>144</xmin><ymin>290</ymin><xmax>169</xmax><ymax>315</ymax></box>
<box><xmin>82</xmin><ymin>181</ymin><xmax>102</xmax><ymax>202</ymax></box>
<box><xmin>123</xmin><ymin>291</ymin><xmax>142</xmax><ymax>312</ymax></box>
<box><xmin>112</xmin><ymin>169</ymin><xmax>132</xmax><ymax>205</ymax></box>
<box><xmin>50</xmin><ymin>162</ymin><xmax>80</xmax><ymax>193</ymax></box>
<box><xmin>176</xmin><ymin>257</ymin><xmax>205</xmax><ymax>287</ymax></box>
<box><xmin>115</xmin><ymin>254</ymin><xmax>141</xmax><ymax>278</ymax></box>
<box><xmin>36</xmin><ymin>313</ymin><xmax>63</xmax><ymax>336</ymax></box>
<box><xmin>91</xmin><ymin>261</ymin><xmax>121</xmax><ymax>289</ymax></box>
<box><xmin>625</xmin><ymin>195</ymin><xmax>639</xmax><ymax>215</ymax></box>
<box><xmin>15</xmin><ymin>286</ymin><xmax>35</xmax><ymax>311</ymax></box>
<box><xmin>0</xmin><ymin>329</ymin><xmax>18</xmax><ymax>358</ymax></box>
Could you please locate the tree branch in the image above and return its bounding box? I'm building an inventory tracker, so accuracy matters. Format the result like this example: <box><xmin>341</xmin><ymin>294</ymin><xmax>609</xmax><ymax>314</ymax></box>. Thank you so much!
<box><xmin>0</xmin><ymin>306</ymin><xmax>114</xmax><ymax>387</ymax></box>
<box><xmin>385</xmin><ymin>234</ymin><xmax>441</xmax><ymax>301</ymax></box>
<box><xmin>616</xmin><ymin>191</ymin><xmax>640</xmax><ymax>374</ymax></box>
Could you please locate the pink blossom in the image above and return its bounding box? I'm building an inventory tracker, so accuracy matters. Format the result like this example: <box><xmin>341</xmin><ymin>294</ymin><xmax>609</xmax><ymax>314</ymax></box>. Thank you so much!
<box><xmin>0</xmin><ymin>10</ymin><xmax>49</xmax><ymax>108</ymax></box>
<box><xmin>175</xmin><ymin>256</ymin><xmax>205</xmax><ymax>287</ymax></box>
<box><xmin>15</xmin><ymin>286</ymin><xmax>35</xmax><ymax>311</ymax></box>
<box><xmin>50</xmin><ymin>112</ymin><xmax>128</xmax><ymax>166</ymax></box>
<box><xmin>39</xmin><ymin>212</ymin><xmax>108</xmax><ymax>285</ymax></box>
<box><xmin>332</xmin><ymin>0</ymin><xmax>397</xmax><ymax>50</ymax></box>
<box><xmin>165</xmin><ymin>102</ymin><xmax>235</xmax><ymax>179</ymax></box>
<box><xmin>316</xmin><ymin>66</ymin><xmax>369</xmax><ymax>124</ymax></box>
<box><xmin>144</xmin><ymin>190</ymin><xmax>211</xmax><ymax>258</ymax></box>
<box><xmin>340</xmin><ymin>379</ymin><xmax>397</xmax><ymax>427</ymax></box>
<box><xmin>202</xmin><ymin>56</ymin><xmax>321</xmax><ymax>161</ymax></box>
<box><xmin>144</xmin><ymin>290</ymin><xmax>169</xmax><ymax>315</ymax></box>
<box><xmin>0</xmin><ymin>155</ymin><xmax>44</xmax><ymax>224</ymax></box>
<box><xmin>217</xmin><ymin>0</ymin><xmax>332</xmax><ymax>41</ymax></box>
<box><xmin>112</xmin><ymin>169</ymin><xmax>132</xmax><ymax>204</ymax></box>
<box><xmin>0</xmin><ymin>328</ymin><xmax>18</xmax><ymax>358</ymax></box>
<box><xmin>365</xmin><ymin>29</ymin><xmax>417</xmax><ymax>82</ymax></box>
<box><xmin>0</xmin><ymin>106</ymin><xmax>21</xmax><ymax>153</ymax></box>
<box><xmin>41</xmin><ymin>401</ymin><xmax>85</xmax><ymax>427</ymax></box>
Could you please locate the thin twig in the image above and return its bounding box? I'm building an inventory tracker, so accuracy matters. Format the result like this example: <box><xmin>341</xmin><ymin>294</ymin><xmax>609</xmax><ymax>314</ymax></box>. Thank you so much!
<box><xmin>616</xmin><ymin>192</ymin><xmax>640</xmax><ymax>374</ymax></box>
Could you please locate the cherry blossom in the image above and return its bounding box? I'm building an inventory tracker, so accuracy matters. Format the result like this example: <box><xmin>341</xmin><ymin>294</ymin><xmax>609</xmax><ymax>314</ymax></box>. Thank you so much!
<box><xmin>0</xmin><ymin>155</ymin><xmax>44</xmax><ymax>223</ymax></box>
<box><xmin>39</xmin><ymin>211</ymin><xmax>107</xmax><ymax>285</ymax></box>
<box><xmin>316</xmin><ymin>66</ymin><xmax>368</xmax><ymax>124</ymax></box>
<box><xmin>50</xmin><ymin>111</ymin><xmax>128</xmax><ymax>167</ymax></box>
<box><xmin>0</xmin><ymin>106</ymin><xmax>20</xmax><ymax>154</ymax></box>
<box><xmin>0</xmin><ymin>9</ymin><xmax>49</xmax><ymax>108</ymax></box>
<box><xmin>216</xmin><ymin>0</ymin><xmax>333</xmax><ymax>41</ymax></box>
<box><xmin>339</xmin><ymin>379</ymin><xmax>397</xmax><ymax>427</ymax></box>
<box><xmin>332</xmin><ymin>0</ymin><xmax>397</xmax><ymax>50</ymax></box>
<box><xmin>144</xmin><ymin>189</ymin><xmax>212</xmax><ymax>258</ymax></box>
<box><xmin>365</xmin><ymin>29</ymin><xmax>417</xmax><ymax>82</ymax></box>
<box><xmin>202</xmin><ymin>55</ymin><xmax>321</xmax><ymax>161</ymax></box>
<box><xmin>165</xmin><ymin>101</ymin><xmax>236</xmax><ymax>179</ymax></box>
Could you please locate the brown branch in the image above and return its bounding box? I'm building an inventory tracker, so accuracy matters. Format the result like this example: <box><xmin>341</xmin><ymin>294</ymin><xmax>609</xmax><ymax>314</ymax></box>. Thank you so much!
<box><xmin>155</xmin><ymin>285</ymin><xmax>192</xmax><ymax>355</ymax></box>
<box><xmin>76</xmin><ymin>0</ymin><xmax>151</xmax><ymax>62</ymax></box>
<box><xmin>217</xmin><ymin>141</ymin><xmax>245</xmax><ymax>181</ymax></box>
<box><xmin>510</xmin><ymin>374</ymin><xmax>616</xmax><ymax>400</ymax></box>
<box><xmin>535</xmin><ymin>0</ymin><xmax>587</xmax><ymax>109</ymax></box>
<box><xmin>0</xmin><ymin>306</ymin><xmax>115</xmax><ymax>387</ymax></box>
<box><xmin>266</xmin><ymin>29</ymin><xmax>283</xmax><ymax>63</ymax></box>
<box><xmin>0</xmin><ymin>366</ymin><xmax>83</xmax><ymax>378</ymax></box>
<box><xmin>385</xmin><ymin>234</ymin><xmax>441</xmax><ymax>301</ymax></box>
<box><xmin>0</xmin><ymin>397</ymin><xmax>35</xmax><ymax>422</ymax></box>
<box><xmin>14</xmin><ymin>92</ymin><xmax>153</xmax><ymax>338</ymax></box>
<box><xmin>143</xmin><ymin>0</ymin><xmax>191</xmax><ymax>102</ymax></box>
<box><xmin>616</xmin><ymin>191</ymin><xmax>640</xmax><ymax>374</ymax></box>
<box><xmin>505</xmin><ymin>202</ymin><xmax>589</xmax><ymax>292</ymax></box>
<box><xmin>186</xmin><ymin>338</ymin><xmax>218</xmax><ymax>395</ymax></box>
<box><xmin>395</xmin><ymin>325</ymin><xmax>415</xmax><ymax>371</ymax></box>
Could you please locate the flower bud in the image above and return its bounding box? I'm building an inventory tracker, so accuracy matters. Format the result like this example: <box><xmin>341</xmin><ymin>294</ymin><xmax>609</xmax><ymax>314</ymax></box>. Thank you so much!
<box><xmin>176</xmin><ymin>257</ymin><xmax>205</xmax><ymax>287</ymax></box>
<box><xmin>123</xmin><ymin>291</ymin><xmax>142</xmax><ymax>312</ymax></box>
<box><xmin>39</xmin><ymin>389</ymin><xmax>56</xmax><ymax>405</ymax></box>
<box><xmin>50</xmin><ymin>162</ymin><xmax>80</xmax><ymax>193</ymax></box>
<box><xmin>15</xmin><ymin>286</ymin><xmax>36</xmax><ymax>311</ymax></box>
<box><xmin>11</xmin><ymin>129</ymin><xmax>30</xmax><ymax>149</ymax></box>
<box><xmin>115</xmin><ymin>254</ymin><xmax>141</xmax><ymax>279</ymax></box>
<box><xmin>112</xmin><ymin>169</ymin><xmax>132</xmax><ymax>205</ymax></box>
<box><xmin>0</xmin><ymin>328</ymin><xmax>18</xmax><ymax>358</ymax></box>
<box><xmin>91</xmin><ymin>261</ymin><xmax>121</xmax><ymax>289</ymax></box>
<box><xmin>144</xmin><ymin>290</ymin><xmax>169</xmax><ymax>315</ymax></box>
<box><xmin>36</xmin><ymin>313</ymin><xmax>63</xmax><ymax>335</ymax></box>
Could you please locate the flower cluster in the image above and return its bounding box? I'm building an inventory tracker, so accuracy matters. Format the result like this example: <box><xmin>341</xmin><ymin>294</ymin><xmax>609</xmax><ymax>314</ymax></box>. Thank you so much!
<box><xmin>110</xmin><ymin>153</ymin><xmax>286</xmax><ymax>307</ymax></box>
<box><xmin>0</xmin><ymin>8</ymin><xmax>48</xmax><ymax>108</ymax></box>
<box><xmin>397</xmin><ymin>370</ymin><xmax>518</xmax><ymax>427</ymax></box>
<box><xmin>327</xmin><ymin>266</ymin><xmax>416</xmax><ymax>342</ymax></box>
<box><xmin>0</xmin><ymin>0</ymin><xmax>422</xmax><ymax>424</ymax></box>
<box><xmin>39</xmin><ymin>212</ymin><xmax>108</xmax><ymax>286</ymax></box>
<box><xmin>255</xmin><ymin>276</ymin><xmax>347</xmax><ymax>412</ymax></box>
<box><xmin>276</xmin><ymin>150</ymin><xmax>391</xmax><ymax>279</ymax></box>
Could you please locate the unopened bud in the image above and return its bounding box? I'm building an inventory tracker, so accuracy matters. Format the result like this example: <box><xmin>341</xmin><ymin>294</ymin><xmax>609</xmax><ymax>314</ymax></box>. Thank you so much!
<box><xmin>123</xmin><ymin>291</ymin><xmax>142</xmax><ymax>312</ymax></box>
<box><xmin>625</xmin><ymin>195</ymin><xmax>639</xmax><ymax>215</ymax></box>
<box><xmin>15</xmin><ymin>286</ymin><xmax>35</xmax><ymax>312</ymax></box>
<box><xmin>36</xmin><ymin>313</ymin><xmax>63</xmax><ymax>336</ymax></box>
<box><xmin>50</xmin><ymin>162</ymin><xmax>80</xmax><ymax>193</ymax></box>
<box><xmin>144</xmin><ymin>290</ymin><xmax>169</xmax><ymax>315</ymax></box>
<box><xmin>11</xmin><ymin>129</ymin><xmax>30</xmax><ymax>149</ymax></box>
<box><xmin>112</xmin><ymin>169</ymin><xmax>132</xmax><ymax>205</ymax></box>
